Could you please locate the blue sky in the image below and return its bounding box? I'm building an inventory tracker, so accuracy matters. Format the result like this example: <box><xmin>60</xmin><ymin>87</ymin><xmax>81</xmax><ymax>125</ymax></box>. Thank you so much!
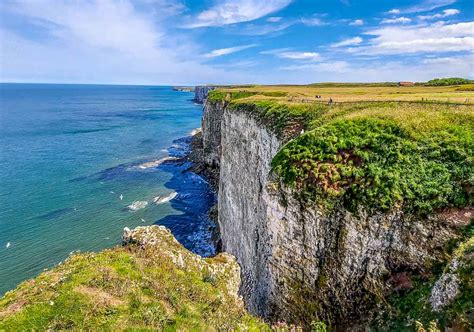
<box><xmin>0</xmin><ymin>0</ymin><xmax>473</xmax><ymax>85</ymax></box>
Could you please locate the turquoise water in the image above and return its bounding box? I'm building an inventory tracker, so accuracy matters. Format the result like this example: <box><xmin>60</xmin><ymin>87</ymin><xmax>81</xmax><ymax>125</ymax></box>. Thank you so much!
<box><xmin>0</xmin><ymin>84</ymin><xmax>216</xmax><ymax>295</ymax></box>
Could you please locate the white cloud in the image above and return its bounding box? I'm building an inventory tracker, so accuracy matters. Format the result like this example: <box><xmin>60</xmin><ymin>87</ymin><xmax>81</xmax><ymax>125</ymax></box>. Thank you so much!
<box><xmin>262</xmin><ymin>49</ymin><xmax>321</xmax><ymax>61</ymax></box>
<box><xmin>388</xmin><ymin>9</ymin><xmax>401</xmax><ymax>14</ymax></box>
<box><xmin>267</xmin><ymin>16</ymin><xmax>282</xmax><ymax>22</ymax></box>
<box><xmin>235</xmin><ymin>21</ymin><xmax>295</xmax><ymax>35</ymax></box>
<box><xmin>0</xmin><ymin>0</ymin><xmax>257</xmax><ymax>85</ymax></box>
<box><xmin>381</xmin><ymin>17</ymin><xmax>412</xmax><ymax>24</ymax></box>
<box><xmin>277</xmin><ymin>52</ymin><xmax>321</xmax><ymax>61</ymax></box>
<box><xmin>348</xmin><ymin>21</ymin><xmax>474</xmax><ymax>55</ymax></box>
<box><xmin>277</xmin><ymin>55</ymin><xmax>473</xmax><ymax>83</ymax></box>
<box><xmin>301</xmin><ymin>17</ymin><xmax>326</xmax><ymax>26</ymax></box>
<box><xmin>399</xmin><ymin>0</ymin><xmax>457</xmax><ymax>13</ymax></box>
<box><xmin>204</xmin><ymin>44</ymin><xmax>257</xmax><ymax>58</ymax></box>
<box><xmin>331</xmin><ymin>37</ymin><xmax>363</xmax><ymax>47</ymax></box>
<box><xmin>350</xmin><ymin>19</ymin><xmax>364</xmax><ymax>26</ymax></box>
<box><xmin>184</xmin><ymin>0</ymin><xmax>292</xmax><ymax>28</ymax></box>
<box><xmin>418</xmin><ymin>8</ymin><xmax>460</xmax><ymax>20</ymax></box>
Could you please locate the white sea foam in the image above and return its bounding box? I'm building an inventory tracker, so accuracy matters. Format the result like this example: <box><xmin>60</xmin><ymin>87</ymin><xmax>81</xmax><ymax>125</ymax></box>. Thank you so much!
<box><xmin>190</xmin><ymin>128</ymin><xmax>201</xmax><ymax>136</ymax></box>
<box><xmin>137</xmin><ymin>156</ymin><xmax>180</xmax><ymax>169</ymax></box>
<box><xmin>153</xmin><ymin>192</ymin><xmax>178</xmax><ymax>205</ymax></box>
<box><xmin>127</xmin><ymin>201</ymin><xmax>148</xmax><ymax>211</ymax></box>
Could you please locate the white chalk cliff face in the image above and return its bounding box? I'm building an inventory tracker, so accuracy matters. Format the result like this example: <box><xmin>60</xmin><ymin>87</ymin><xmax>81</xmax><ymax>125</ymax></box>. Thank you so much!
<box><xmin>194</xmin><ymin>86</ymin><xmax>216</xmax><ymax>104</ymax></box>
<box><xmin>201</xmin><ymin>99</ymin><xmax>466</xmax><ymax>325</ymax></box>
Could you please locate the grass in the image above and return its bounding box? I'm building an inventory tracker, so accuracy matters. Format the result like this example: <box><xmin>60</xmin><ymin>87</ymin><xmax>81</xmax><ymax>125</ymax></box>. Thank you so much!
<box><xmin>0</xmin><ymin>226</ymin><xmax>269</xmax><ymax>331</ymax></box>
<box><xmin>209</xmin><ymin>84</ymin><xmax>474</xmax><ymax>104</ymax></box>
<box><xmin>208</xmin><ymin>86</ymin><xmax>474</xmax><ymax>215</ymax></box>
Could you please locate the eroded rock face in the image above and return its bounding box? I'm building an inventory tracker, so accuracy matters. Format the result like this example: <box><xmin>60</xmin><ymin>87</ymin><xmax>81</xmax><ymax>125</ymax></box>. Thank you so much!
<box><xmin>201</xmin><ymin>100</ymin><xmax>465</xmax><ymax>325</ymax></box>
<box><xmin>202</xmin><ymin>100</ymin><xmax>225</xmax><ymax>167</ymax></box>
<box><xmin>194</xmin><ymin>86</ymin><xmax>216</xmax><ymax>104</ymax></box>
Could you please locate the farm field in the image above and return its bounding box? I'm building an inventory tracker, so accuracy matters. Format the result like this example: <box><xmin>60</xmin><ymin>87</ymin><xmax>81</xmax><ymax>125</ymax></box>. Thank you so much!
<box><xmin>216</xmin><ymin>84</ymin><xmax>474</xmax><ymax>104</ymax></box>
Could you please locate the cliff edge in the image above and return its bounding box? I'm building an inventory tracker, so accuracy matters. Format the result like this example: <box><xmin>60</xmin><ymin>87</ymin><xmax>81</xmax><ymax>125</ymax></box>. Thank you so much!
<box><xmin>0</xmin><ymin>226</ymin><xmax>268</xmax><ymax>330</ymax></box>
<box><xmin>201</xmin><ymin>85</ymin><xmax>474</xmax><ymax>329</ymax></box>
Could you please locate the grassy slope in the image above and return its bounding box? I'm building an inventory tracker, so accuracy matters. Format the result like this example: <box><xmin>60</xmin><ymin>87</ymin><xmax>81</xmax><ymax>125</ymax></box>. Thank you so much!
<box><xmin>209</xmin><ymin>86</ymin><xmax>473</xmax><ymax>215</ymax></box>
<box><xmin>209</xmin><ymin>85</ymin><xmax>474</xmax><ymax>329</ymax></box>
<box><xmin>0</xmin><ymin>226</ymin><xmax>268</xmax><ymax>331</ymax></box>
<box><xmin>209</xmin><ymin>84</ymin><xmax>474</xmax><ymax>104</ymax></box>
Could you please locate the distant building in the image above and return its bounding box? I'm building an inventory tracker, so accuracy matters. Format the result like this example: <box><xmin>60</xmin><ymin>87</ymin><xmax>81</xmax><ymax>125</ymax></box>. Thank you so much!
<box><xmin>398</xmin><ymin>81</ymin><xmax>415</xmax><ymax>87</ymax></box>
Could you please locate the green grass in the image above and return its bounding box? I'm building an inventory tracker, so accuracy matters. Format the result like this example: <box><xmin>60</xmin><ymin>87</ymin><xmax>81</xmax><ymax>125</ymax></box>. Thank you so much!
<box><xmin>0</xmin><ymin>227</ymin><xmax>269</xmax><ymax>331</ymax></box>
<box><xmin>208</xmin><ymin>89</ymin><xmax>474</xmax><ymax>215</ymax></box>
<box><xmin>425</xmin><ymin>77</ymin><xmax>474</xmax><ymax>86</ymax></box>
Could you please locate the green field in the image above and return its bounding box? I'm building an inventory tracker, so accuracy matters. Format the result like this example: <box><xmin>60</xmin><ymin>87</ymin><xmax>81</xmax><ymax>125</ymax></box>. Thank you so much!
<box><xmin>211</xmin><ymin>84</ymin><xmax>474</xmax><ymax>104</ymax></box>
<box><xmin>209</xmin><ymin>85</ymin><xmax>474</xmax><ymax>215</ymax></box>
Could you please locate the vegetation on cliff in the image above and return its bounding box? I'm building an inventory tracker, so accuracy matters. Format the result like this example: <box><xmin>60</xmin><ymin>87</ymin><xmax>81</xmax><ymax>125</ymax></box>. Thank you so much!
<box><xmin>374</xmin><ymin>224</ymin><xmax>473</xmax><ymax>331</ymax></box>
<box><xmin>425</xmin><ymin>78</ymin><xmax>474</xmax><ymax>86</ymax></box>
<box><xmin>0</xmin><ymin>226</ymin><xmax>268</xmax><ymax>331</ymax></box>
<box><xmin>208</xmin><ymin>87</ymin><xmax>473</xmax><ymax>215</ymax></box>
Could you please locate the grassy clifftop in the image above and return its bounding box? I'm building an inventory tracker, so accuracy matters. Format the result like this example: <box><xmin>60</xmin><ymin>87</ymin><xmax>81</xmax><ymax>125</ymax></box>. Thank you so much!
<box><xmin>0</xmin><ymin>226</ymin><xmax>268</xmax><ymax>331</ymax></box>
<box><xmin>208</xmin><ymin>85</ymin><xmax>473</xmax><ymax>215</ymax></box>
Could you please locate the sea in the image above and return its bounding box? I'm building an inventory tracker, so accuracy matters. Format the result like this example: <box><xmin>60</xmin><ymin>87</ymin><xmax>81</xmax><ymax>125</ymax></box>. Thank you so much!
<box><xmin>0</xmin><ymin>84</ymin><xmax>216</xmax><ymax>295</ymax></box>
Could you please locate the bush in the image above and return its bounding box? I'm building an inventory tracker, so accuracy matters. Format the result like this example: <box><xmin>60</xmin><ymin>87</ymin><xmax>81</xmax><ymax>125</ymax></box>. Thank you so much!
<box><xmin>425</xmin><ymin>78</ymin><xmax>474</xmax><ymax>86</ymax></box>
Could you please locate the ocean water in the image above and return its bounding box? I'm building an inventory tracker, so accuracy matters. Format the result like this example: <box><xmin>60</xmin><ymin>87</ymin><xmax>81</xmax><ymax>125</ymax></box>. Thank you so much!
<box><xmin>0</xmin><ymin>84</ymin><xmax>216</xmax><ymax>295</ymax></box>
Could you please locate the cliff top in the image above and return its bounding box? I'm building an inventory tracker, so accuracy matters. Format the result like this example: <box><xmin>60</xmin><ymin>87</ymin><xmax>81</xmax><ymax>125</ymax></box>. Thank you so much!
<box><xmin>208</xmin><ymin>86</ymin><xmax>473</xmax><ymax>215</ymax></box>
<box><xmin>0</xmin><ymin>226</ymin><xmax>268</xmax><ymax>331</ymax></box>
<box><xmin>208</xmin><ymin>83</ymin><xmax>474</xmax><ymax>104</ymax></box>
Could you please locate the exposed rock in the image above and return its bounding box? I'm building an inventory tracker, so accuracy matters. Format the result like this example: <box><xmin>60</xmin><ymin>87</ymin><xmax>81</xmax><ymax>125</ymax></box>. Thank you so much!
<box><xmin>201</xmin><ymin>98</ymin><xmax>466</xmax><ymax>326</ymax></box>
<box><xmin>1</xmin><ymin>225</ymin><xmax>268</xmax><ymax>330</ymax></box>
<box><xmin>429</xmin><ymin>269</ymin><xmax>461</xmax><ymax>312</ymax></box>
<box><xmin>194</xmin><ymin>86</ymin><xmax>216</xmax><ymax>104</ymax></box>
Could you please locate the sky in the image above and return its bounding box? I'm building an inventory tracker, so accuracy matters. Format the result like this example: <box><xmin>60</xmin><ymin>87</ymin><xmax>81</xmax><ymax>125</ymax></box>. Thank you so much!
<box><xmin>0</xmin><ymin>0</ymin><xmax>473</xmax><ymax>85</ymax></box>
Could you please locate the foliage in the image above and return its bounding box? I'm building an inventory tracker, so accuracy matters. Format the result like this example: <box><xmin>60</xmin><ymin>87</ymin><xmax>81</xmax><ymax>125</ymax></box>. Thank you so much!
<box><xmin>425</xmin><ymin>78</ymin><xmax>474</xmax><ymax>86</ymax></box>
<box><xmin>310</xmin><ymin>320</ymin><xmax>328</xmax><ymax>331</ymax></box>
<box><xmin>0</xmin><ymin>228</ymin><xmax>269</xmax><ymax>331</ymax></box>
<box><xmin>208</xmin><ymin>87</ymin><xmax>473</xmax><ymax>214</ymax></box>
<box><xmin>272</xmin><ymin>118</ymin><xmax>472</xmax><ymax>214</ymax></box>
<box><xmin>373</xmin><ymin>233</ymin><xmax>473</xmax><ymax>331</ymax></box>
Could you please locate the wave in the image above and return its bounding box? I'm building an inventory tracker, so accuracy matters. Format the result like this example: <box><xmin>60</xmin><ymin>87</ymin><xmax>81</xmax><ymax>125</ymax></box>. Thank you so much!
<box><xmin>127</xmin><ymin>201</ymin><xmax>148</xmax><ymax>211</ymax></box>
<box><xmin>153</xmin><ymin>192</ymin><xmax>177</xmax><ymax>205</ymax></box>
<box><xmin>189</xmin><ymin>128</ymin><xmax>201</xmax><ymax>136</ymax></box>
<box><xmin>136</xmin><ymin>156</ymin><xmax>180</xmax><ymax>170</ymax></box>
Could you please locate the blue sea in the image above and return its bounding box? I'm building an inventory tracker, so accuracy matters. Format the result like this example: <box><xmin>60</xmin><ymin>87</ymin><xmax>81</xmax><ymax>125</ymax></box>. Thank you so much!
<box><xmin>0</xmin><ymin>84</ymin><xmax>216</xmax><ymax>295</ymax></box>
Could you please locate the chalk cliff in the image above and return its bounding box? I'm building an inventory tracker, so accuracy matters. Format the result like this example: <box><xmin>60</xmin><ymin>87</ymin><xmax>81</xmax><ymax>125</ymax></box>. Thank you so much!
<box><xmin>200</xmin><ymin>92</ymin><xmax>473</xmax><ymax>328</ymax></box>
<box><xmin>194</xmin><ymin>86</ymin><xmax>216</xmax><ymax>104</ymax></box>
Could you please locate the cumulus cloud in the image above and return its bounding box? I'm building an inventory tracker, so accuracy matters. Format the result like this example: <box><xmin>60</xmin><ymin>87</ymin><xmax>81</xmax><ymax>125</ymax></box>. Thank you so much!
<box><xmin>348</xmin><ymin>21</ymin><xmax>474</xmax><ymax>55</ymax></box>
<box><xmin>350</xmin><ymin>19</ymin><xmax>364</xmax><ymax>26</ymax></box>
<box><xmin>278</xmin><ymin>51</ymin><xmax>321</xmax><ymax>61</ymax></box>
<box><xmin>0</xmin><ymin>0</ymin><xmax>254</xmax><ymax>84</ymax></box>
<box><xmin>388</xmin><ymin>9</ymin><xmax>401</xmax><ymax>14</ymax></box>
<box><xmin>381</xmin><ymin>17</ymin><xmax>412</xmax><ymax>24</ymax></box>
<box><xmin>331</xmin><ymin>37</ymin><xmax>363</xmax><ymax>47</ymax></box>
<box><xmin>262</xmin><ymin>49</ymin><xmax>321</xmax><ymax>61</ymax></box>
<box><xmin>418</xmin><ymin>8</ymin><xmax>460</xmax><ymax>20</ymax></box>
<box><xmin>204</xmin><ymin>44</ymin><xmax>257</xmax><ymax>58</ymax></box>
<box><xmin>184</xmin><ymin>0</ymin><xmax>292</xmax><ymax>28</ymax></box>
